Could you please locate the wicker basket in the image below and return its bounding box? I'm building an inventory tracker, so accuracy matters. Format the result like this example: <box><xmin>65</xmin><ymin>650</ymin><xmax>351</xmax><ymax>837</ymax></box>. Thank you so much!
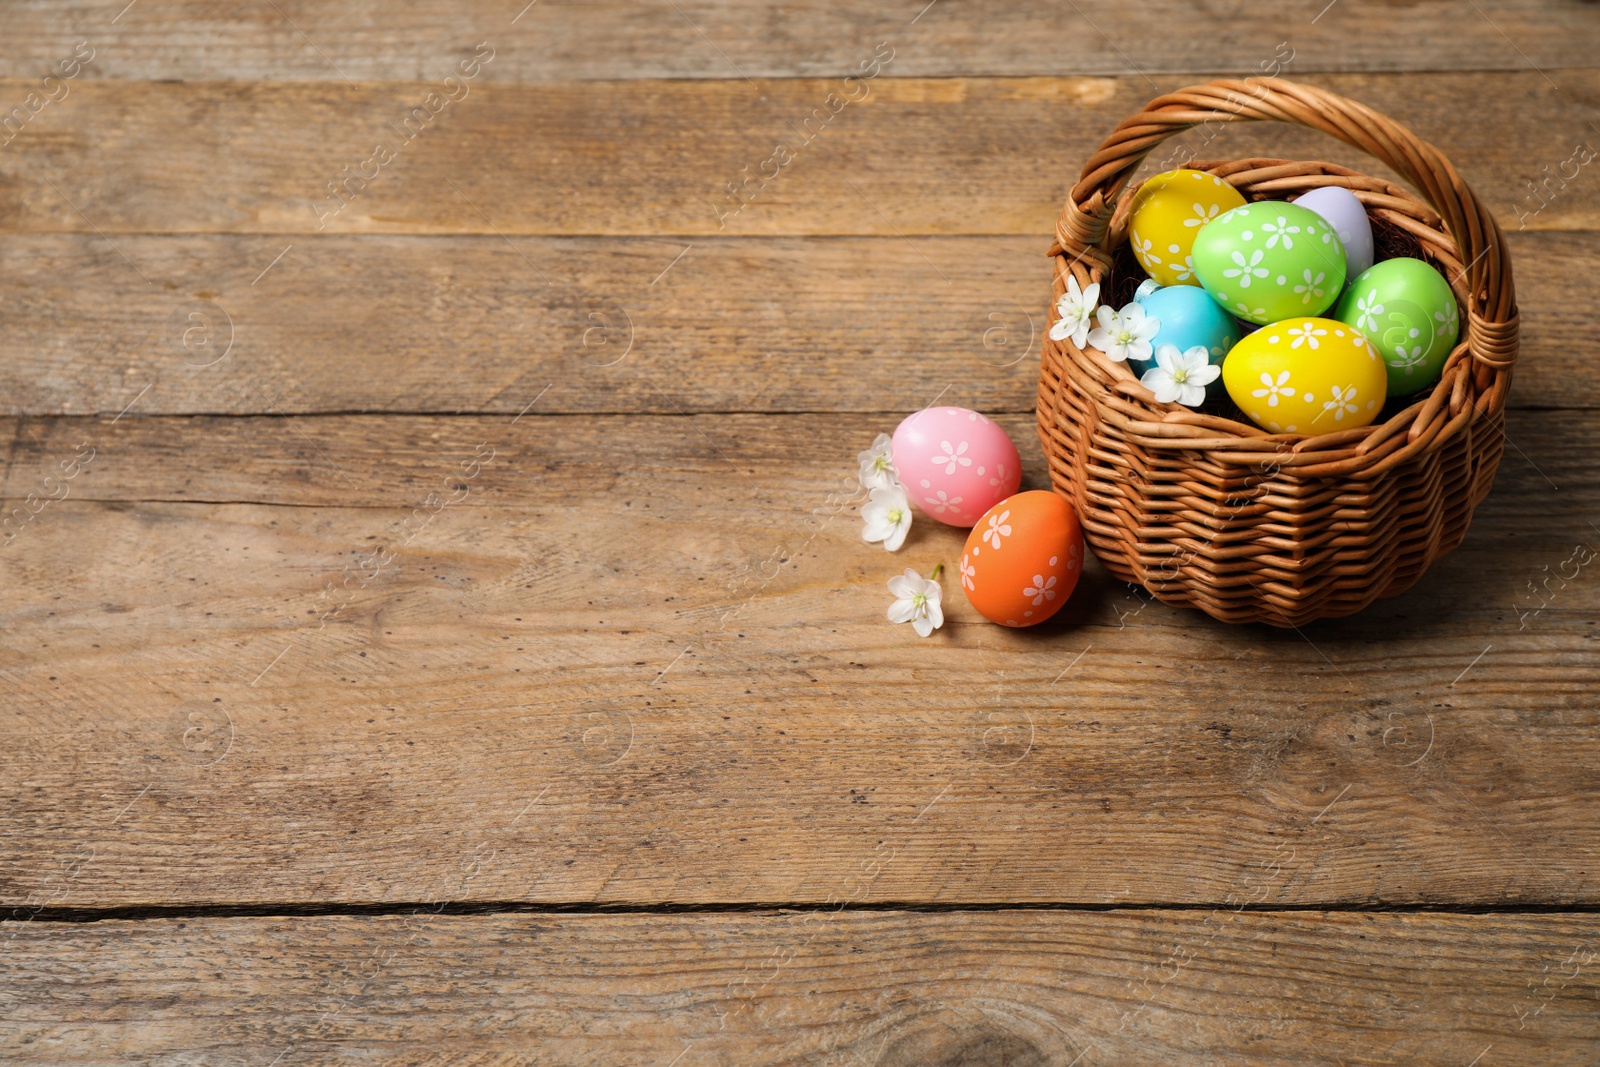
<box><xmin>1038</xmin><ymin>78</ymin><xmax>1518</xmax><ymax>627</ymax></box>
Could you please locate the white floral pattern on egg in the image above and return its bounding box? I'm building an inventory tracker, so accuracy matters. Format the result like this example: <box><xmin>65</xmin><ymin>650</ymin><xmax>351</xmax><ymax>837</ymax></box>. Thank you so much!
<box><xmin>961</xmin><ymin>491</ymin><xmax>1084</xmax><ymax>628</ymax></box>
<box><xmin>1192</xmin><ymin>202</ymin><xmax>1348</xmax><ymax>325</ymax></box>
<box><xmin>1221</xmin><ymin>317</ymin><xmax>1388</xmax><ymax>434</ymax></box>
<box><xmin>891</xmin><ymin>407</ymin><xmax>1022</xmax><ymax>529</ymax></box>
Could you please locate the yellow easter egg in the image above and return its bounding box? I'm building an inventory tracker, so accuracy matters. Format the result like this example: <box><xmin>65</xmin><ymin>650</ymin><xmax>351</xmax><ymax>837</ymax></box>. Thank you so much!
<box><xmin>1126</xmin><ymin>169</ymin><xmax>1249</xmax><ymax>288</ymax></box>
<box><xmin>1221</xmin><ymin>317</ymin><xmax>1389</xmax><ymax>434</ymax></box>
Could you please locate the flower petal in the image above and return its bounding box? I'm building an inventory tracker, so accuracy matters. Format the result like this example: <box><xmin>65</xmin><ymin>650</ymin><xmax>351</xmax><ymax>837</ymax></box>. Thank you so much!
<box><xmin>886</xmin><ymin>570</ymin><xmax>920</xmax><ymax>598</ymax></box>
<box><xmin>887</xmin><ymin>599</ymin><xmax>917</xmax><ymax>624</ymax></box>
<box><xmin>869</xmin><ymin>485</ymin><xmax>909</xmax><ymax>511</ymax></box>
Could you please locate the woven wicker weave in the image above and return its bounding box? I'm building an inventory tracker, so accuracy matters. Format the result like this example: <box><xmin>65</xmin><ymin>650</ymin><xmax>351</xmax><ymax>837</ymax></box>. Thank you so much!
<box><xmin>1039</xmin><ymin>77</ymin><xmax>1518</xmax><ymax>627</ymax></box>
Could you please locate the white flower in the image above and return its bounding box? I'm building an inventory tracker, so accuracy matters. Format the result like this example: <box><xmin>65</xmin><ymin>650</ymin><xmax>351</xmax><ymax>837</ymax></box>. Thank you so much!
<box><xmin>862</xmin><ymin>484</ymin><xmax>912</xmax><ymax>551</ymax></box>
<box><xmin>923</xmin><ymin>489</ymin><xmax>964</xmax><ymax>516</ymax></box>
<box><xmin>1287</xmin><ymin>321</ymin><xmax>1327</xmax><ymax>349</ymax></box>
<box><xmin>1252</xmin><ymin>370</ymin><xmax>1295</xmax><ymax>407</ymax></box>
<box><xmin>1140</xmin><ymin>344</ymin><xmax>1220</xmax><ymax>407</ymax></box>
<box><xmin>930</xmin><ymin>440</ymin><xmax>971</xmax><ymax>475</ymax></box>
<box><xmin>887</xmin><ymin>567</ymin><xmax>943</xmax><ymax>637</ymax></box>
<box><xmin>1049</xmin><ymin>274</ymin><xmax>1100</xmax><ymax>349</ymax></box>
<box><xmin>1023</xmin><ymin>573</ymin><xmax>1058</xmax><ymax>606</ymax></box>
<box><xmin>1320</xmin><ymin>384</ymin><xmax>1360</xmax><ymax>421</ymax></box>
<box><xmin>1169</xmin><ymin>254</ymin><xmax>1196</xmax><ymax>283</ymax></box>
<box><xmin>1260</xmin><ymin>215</ymin><xmax>1300</xmax><ymax>249</ymax></box>
<box><xmin>1293</xmin><ymin>269</ymin><xmax>1326</xmax><ymax>305</ymax></box>
<box><xmin>856</xmin><ymin>433</ymin><xmax>898</xmax><ymax>491</ymax></box>
<box><xmin>959</xmin><ymin>552</ymin><xmax>976</xmax><ymax>591</ymax></box>
<box><xmin>1353</xmin><ymin>289</ymin><xmax>1385</xmax><ymax>334</ymax></box>
<box><xmin>1085</xmin><ymin>301</ymin><xmax>1160</xmax><ymax>363</ymax></box>
<box><xmin>1223</xmin><ymin>249</ymin><xmax>1268</xmax><ymax>287</ymax></box>
<box><xmin>1232</xmin><ymin>300</ymin><xmax>1267</xmax><ymax>320</ymax></box>
<box><xmin>1183</xmin><ymin>202</ymin><xmax>1221</xmax><ymax>228</ymax></box>
<box><xmin>982</xmin><ymin>509</ymin><xmax>1012</xmax><ymax>550</ymax></box>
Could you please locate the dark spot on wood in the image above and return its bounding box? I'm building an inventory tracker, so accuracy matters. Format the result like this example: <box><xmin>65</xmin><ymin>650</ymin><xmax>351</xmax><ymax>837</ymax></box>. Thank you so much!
<box><xmin>876</xmin><ymin>1022</ymin><xmax>1052</xmax><ymax>1067</ymax></box>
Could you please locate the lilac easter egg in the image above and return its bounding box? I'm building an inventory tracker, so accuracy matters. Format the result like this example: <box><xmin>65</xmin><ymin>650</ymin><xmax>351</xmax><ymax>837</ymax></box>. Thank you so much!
<box><xmin>891</xmin><ymin>407</ymin><xmax>1022</xmax><ymax>528</ymax></box>
<box><xmin>1294</xmin><ymin>186</ymin><xmax>1375</xmax><ymax>277</ymax></box>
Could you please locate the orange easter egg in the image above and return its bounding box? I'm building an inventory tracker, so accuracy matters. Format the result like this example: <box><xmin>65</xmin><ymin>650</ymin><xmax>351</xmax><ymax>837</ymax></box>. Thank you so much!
<box><xmin>960</xmin><ymin>491</ymin><xmax>1083</xmax><ymax>627</ymax></box>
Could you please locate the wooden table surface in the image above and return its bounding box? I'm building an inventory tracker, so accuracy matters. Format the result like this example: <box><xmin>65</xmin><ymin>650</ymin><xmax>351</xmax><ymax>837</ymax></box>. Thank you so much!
<box><xmin>3</xmin><ymin>2</ymin><xmax>1598</xmax><ymax>1064</ymax></box>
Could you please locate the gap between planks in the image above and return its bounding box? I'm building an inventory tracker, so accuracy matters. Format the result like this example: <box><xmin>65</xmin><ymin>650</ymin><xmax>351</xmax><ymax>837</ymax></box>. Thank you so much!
<box><xmin>16</xmin><ymin>900</ymin><xmax>1600</xmax><ymax>924</ymax></box>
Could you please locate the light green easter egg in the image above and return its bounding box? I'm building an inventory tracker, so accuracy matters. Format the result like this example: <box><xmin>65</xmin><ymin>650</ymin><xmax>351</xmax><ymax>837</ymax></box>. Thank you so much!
<box><xmin>1191</xmin><ymin>202</ymin><xmax>1348</xmax><ymax>326</ymax></box>
<box><xmin>1331</xmin><ymin>257</ymin><xmax>1461</xmax><ymax>395</ymax></box>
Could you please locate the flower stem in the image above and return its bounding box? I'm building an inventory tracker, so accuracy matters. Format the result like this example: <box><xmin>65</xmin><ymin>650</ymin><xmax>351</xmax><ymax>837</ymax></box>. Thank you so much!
<box><xmin>929</xmin><ymin>563</ymin><xmax>944</xmax><ymax>582</ymax></box>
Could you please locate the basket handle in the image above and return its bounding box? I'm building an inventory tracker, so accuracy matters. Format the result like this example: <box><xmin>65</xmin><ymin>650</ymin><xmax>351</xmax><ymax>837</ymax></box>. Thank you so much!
<box><xmin>1055</xmin><ymin>77</ymin><xmax>1518</xmax><ymax>370</ymax></box>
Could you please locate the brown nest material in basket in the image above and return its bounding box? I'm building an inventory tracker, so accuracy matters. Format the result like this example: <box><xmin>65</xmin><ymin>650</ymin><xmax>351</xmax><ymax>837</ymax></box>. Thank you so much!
<box><xmin>1038</xmin><ymin>78</ymin><xmax>1518</xmax><ymax>627</ymax></box>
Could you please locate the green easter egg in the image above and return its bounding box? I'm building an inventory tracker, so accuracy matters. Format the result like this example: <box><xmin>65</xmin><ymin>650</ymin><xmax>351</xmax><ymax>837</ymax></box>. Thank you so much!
<box><xmin>1191</xmin><ymin>202</ymin><xmax>1348</xmax><ymax>325</ymax></box>
<box><xmin>1331</xmin><ymin>257</ymin><xmax>1461</xmax><ymax>394</ymax></box>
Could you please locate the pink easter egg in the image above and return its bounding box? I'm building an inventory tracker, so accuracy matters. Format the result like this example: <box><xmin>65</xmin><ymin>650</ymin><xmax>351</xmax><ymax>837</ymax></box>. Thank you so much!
<box><xmin>890</xmin><ymin>406</ymin><xmax>1022</xmax><ymax>528</ymax></box>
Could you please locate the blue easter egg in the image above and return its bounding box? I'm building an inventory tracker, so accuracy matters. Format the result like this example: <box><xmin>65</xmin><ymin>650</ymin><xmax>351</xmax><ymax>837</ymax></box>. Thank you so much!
<box><xmin>1136</xmin><ymin>284</ymin><xmax>1242</xmax><ymax>365</ymax></box>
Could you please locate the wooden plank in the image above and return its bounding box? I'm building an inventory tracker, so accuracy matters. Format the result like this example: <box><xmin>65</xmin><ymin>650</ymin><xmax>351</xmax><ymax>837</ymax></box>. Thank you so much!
<box><xmin>2</xmin><ymin>411</ymin><xmax>1597</xmax><ymax>908</ymax></box>
<box><xmin>3</xmin><ymin>911</ymin><xmax>1597</xmax><ymax>1063</ymax></box>
<box><xmin>0</xmin><ymin>230</ymin><xmax>1588</xmax><ymax>417</ymax></box>
<box><xmin>0</xmin><ymin>72</ymin><xmax>1595</xmax><ymax>238</ymax></box>
<box><xmin>0</xmin><ymin>0</ymin><xmax>1594</xmax><ymax>81</ymax></box>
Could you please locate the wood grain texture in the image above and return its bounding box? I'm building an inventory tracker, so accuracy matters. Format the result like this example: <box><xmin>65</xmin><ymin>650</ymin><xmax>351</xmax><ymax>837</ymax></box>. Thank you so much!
<box><xmin>2</xmin><ymin>0</ymin><xmax>1597</xmax><ymax>1054</ymax></box>
<box><xmin>2</xmin><ymin>411</ymin><xmax>1596</xmax><ymax>908</ymax></box>
<box><xmin>0</xmin><ymin>230</ymin><xmax>1590</xmax><ymax>417</ymax></box>
<box><xmin>4</xmin><ymin>911</ymin><xmax>1598</xmax><ymax>1065</ymax></box>
<box><xmin>1</xmin><ymin>72</ymin><xmax>1595</xmax><ymax>238</ymax></box>
<box><xmin>0</xmin><ymin>0</ymin><xmax>1594</xmax><ymax>80</ymax></box>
